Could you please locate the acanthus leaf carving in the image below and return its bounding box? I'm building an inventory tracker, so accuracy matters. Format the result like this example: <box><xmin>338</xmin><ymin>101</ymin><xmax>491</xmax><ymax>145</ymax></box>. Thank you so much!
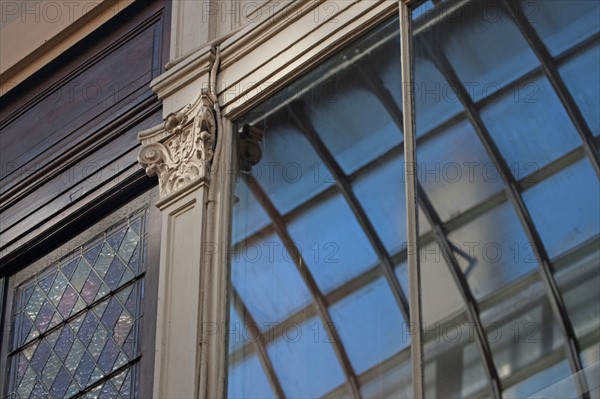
<box><xmin>138</xmin><ymin>88</ymin><xmax>217</xmax><ymax>197</ymax></box>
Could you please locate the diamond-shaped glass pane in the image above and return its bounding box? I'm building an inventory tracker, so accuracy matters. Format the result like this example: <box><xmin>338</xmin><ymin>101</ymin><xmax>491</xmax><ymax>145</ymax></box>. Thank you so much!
<box><xmin>8</xmin><ymin>211</ymin><xmax>147</xmax><ymax>398</ymax></box>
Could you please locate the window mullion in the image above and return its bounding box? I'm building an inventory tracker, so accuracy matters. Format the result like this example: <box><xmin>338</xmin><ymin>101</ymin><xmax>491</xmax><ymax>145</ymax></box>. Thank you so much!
<box><xmin>399</xmin><ymin>2</ymin><xmax>424</xmax><ymax>399</ymax></box>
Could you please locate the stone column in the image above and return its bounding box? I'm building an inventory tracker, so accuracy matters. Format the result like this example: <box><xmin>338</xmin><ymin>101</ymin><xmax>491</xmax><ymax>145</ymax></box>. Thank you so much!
<box><xmin>137</xmin><ymin>88</ymin><xmax>227</xmax><ymax>398</ymax></box>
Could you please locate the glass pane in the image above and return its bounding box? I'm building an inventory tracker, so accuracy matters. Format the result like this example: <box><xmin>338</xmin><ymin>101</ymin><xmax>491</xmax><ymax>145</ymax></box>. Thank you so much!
<box><xmin>231</xmin><ymin>232</ymin><xmax>312</xmax><ymax>330</ymax></box>
<box><xmin>231</xmin><ymin>178</ymin><xmax>271</xmax><ymax>245</ymax></box>
<box><xmin>396</xmin><ymin>242</ymin><xmax>465</xmax><ymax>325</ymax></box>
<box><xmin>479</xmin><ymin>275</ymin><xmax>567</xmax><ymax>387</ymax></box>
<box><xmin>421</xmin><ymin>0</ymin><xmax>539</xmax><ymax>103</ymax></box>
<box><xmin>306</xmin><ymin>71</ymin><xmax>402</xmax><ymax>175</ymax></box>
<box><xmin>448</xmin><ymin>202</ymin><xmax>538</xmax><ymax>300</ymax></box>
<box><xmin>288</xmin><ymin>192</ymin><xmax>379</xmax><ymax>294</ymax></box>
<box><xmin>504</xmin><ymin>360</ymin><xmax>576</xmax><ymax>399</ymax></box>
<box><xmin>360</xmin><ymin>355</ymin><xmax>411</xmax><ymax>398</ymax></box>
<box><xmin>524</xmin><ymin>0</ymin><xmax>600</xmax><ymax>57</ymax></box>
<box><xmin>481</xmin><ymin>75</ymin><xmax>582</xmax><ymax>178</ymax></box>
<box><xmin>554</xmin><ymin>246</ymin><xmax>600</xmax><ymax>341</ymax></box>
<box><xmin>423</xmin><ymin>314</ymin><xmax>490</xmax><ymax>398</ymax></box>
<box><xmin>229</xmin><ymin>17</ymin><xmax>409</xmax><ymax>398</ymax></box>
<box><xmin>227</xmin><ymin>354</ymin><xmax>276</xmax><ymax>399</ymax></box>
<box><xmin>329</xmin><ymin>277</ymin><xmax>408</xmax><ymax>374</ymax></box>
<box><xmin>7</xmin><ymin>210</ymin><xmax>147</xmax><ymax>399</ymax></box>
<box><xmin>267</xmin><ymin>316</ymin><xmax>346</xmax><ymax>398</ymax></box>
<box><xmin>230</xmin><ymin>1</ymin><xmax>600</xmax><ymax>397</ymax></box>
<box><xmin>560</xmin><ymin>44</ymin><xmax>600</xmax><ymax>137</ymax></box>
<box><xmin>523</xmin><ymin>159</ymin><xmax>600</xmax><ymax>260</ymax></box>
<box><xmin>412</xmin><ymin>45</ymin><xmax>463</xmax><ymax>137</ymax></box>
<box><xmin>417</xmin><ymin>119</ymin><xmax>504</xmax><ymax>222</ymax></box>
<box><xmin>353</xmin><ymin>155</ymin><xmax>407</xmax><ymax>256</ymax></box>
<box><xmin>253</xmin><ymin>114</ymin><xmax>334</xmax><ymax>215</ymax></box>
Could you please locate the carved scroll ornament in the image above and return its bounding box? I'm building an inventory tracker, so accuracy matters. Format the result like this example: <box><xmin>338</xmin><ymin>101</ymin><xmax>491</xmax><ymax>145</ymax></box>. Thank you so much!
<box><xmin>138</xmin><ymin>89</ymin><xmax>217</xmax><ymax>197</ymax></box>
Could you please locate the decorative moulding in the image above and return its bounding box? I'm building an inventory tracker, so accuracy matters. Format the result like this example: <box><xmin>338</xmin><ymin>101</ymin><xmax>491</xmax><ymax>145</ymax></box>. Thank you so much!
<box><xmin>138</xmin><ymin>89</ymin><xmax>217</xmax><ymax>201</ymax></box>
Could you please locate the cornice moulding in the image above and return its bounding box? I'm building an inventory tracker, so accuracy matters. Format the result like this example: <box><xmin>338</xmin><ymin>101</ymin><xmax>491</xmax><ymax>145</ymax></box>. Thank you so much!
<box><xmin>150</xmin><ymin>48</ymin><xmax>215</xmax><ymax>101</ymax></box>
<box><xmin>149</xmin><ymin>0</ymin><xmax>324</xmax><ymax>106</ymax></box>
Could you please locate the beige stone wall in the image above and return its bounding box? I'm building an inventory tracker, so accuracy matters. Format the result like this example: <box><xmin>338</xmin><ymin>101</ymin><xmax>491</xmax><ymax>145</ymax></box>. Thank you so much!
<box><xmin>0</xmin><ymin>0</ymin><xmax>134</xmax><ymax>95</ymax></box>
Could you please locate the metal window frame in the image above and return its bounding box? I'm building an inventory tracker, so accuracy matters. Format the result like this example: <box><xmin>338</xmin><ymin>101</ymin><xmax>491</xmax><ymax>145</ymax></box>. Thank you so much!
<box><xmin>399</xmin><ymin>3</ymin><xmax>424</xmax><ymax>398</ymax></box>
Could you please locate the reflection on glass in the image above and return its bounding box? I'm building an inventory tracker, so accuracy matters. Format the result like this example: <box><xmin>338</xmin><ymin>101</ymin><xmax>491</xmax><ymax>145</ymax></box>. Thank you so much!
<box><xmin>420</xmin><ymin>0</ymin><xmax>539</xmax><ymax>102</ymax></box>
<box><xmin>228</xmin><ymin>1</ymin><xmax>600</xmax><ymax>397</ymax></box>
<box><xmin>288</xmin><ymin>193</ymin><xmax>379</xmax><ymax>294</ymax></box>
<box><xmin>448</xmin><ymin>202</ymin><xmax>538</xmax><ymax>300</ymax></box>
<box><xmin>396</xmin><ymin>242</ymin><xmax>464</xmax><ymax>325</ymax></box>
<box><xmin>268</xmin><ymin>316</ymin><xmax>346</xmax><ymax>398</ymax></box>
<box><xmin>555</xmin><ymin>248</ymin><xmax>600</xmax><ymax>344</ymax></box>
<box><xmin>417</xmin><ymin>119</ymin><xmax>503</xmax><ymax>221</ymax></box>
<box><xmin>524</xmin><ymin>0</ymin><xmax>600</xmax><ymax>57</ymax></box>
<box><xmin>412</xmin><ymin>50</ymin><xmax>463</xmax><ymax>137</ymax></box>
<box><xmin>353</xmin><ymin>155</ymin><xmax>407</xmax><ymax>255</ymax></box>
<box><xmin>359</xmin><ymin>355</ymin><xmax>412</xmax><ymax>399</ymax></box>
<box><xmin>480</xmin><ymin>276</ymin><xmax>566</xmax><ymax>384</ymax></box>
<box><xmin>231</xmin><ymin>231</ymin><xmax>312</xmax><ymax>330</ymax></box>
<box><xmin>481</xmin><ymin>76</ymin><xmax>582</xmax><ymax>177</ymax></box>
<box><xmin>253</xmin><ymin>116</ymin><xmax>333</xmax><ymax>215</ymax></box>
<box><xmin>227</xmin><ymin>354</ymin><xmax>275</xmax><ymax>399</ymax></box>
<box><xmin>229</xmin><ymin>18</ymin><xmax>408</xmax><ymax>398</ymax></box>
<box><xmin>413</xmin><ymin>0</ymin><xmax>599</xmax><ymax>397</ymax></box>
<box><xmin>523</xmin><ymin>159</ymin><xmax>600</xmax><ymax>260</ymax></box>
<box><xmin>560</xmin><ymin>44</ymin><xmax>600</xmax><ymax>136</ymax></box>
<box><xmin>307</xmin><ymin>73</ymin><xmax>402</xmax><ymax>175</ymax></box>
<box><xmin>423</xmin><ymin>316</ymin><xmax>490</xmax><ymax>398</ymax></box>
<box><xmin>329</xmin><ymin>277</ymin><xmax>408</xmax><ymax>374</ymax></box>
<box><xmin>503</xmin><ymin>360</ymin><xmax>576</xmax><ymax>399</ymax></box>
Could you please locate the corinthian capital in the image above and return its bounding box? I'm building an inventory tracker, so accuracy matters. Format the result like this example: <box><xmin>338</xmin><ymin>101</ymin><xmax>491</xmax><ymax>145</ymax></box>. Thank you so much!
<box><xmin>138</xmin><ymin>89</ymin><xmax>217</xmax><ymax>198</ymax></box>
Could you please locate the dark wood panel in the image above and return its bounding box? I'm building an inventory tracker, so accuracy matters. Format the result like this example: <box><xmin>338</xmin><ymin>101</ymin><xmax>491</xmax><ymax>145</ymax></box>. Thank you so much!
<box><xmin>0</xmin><ymin>0</ymin><xmax>170</xmax><ymax>266</ymax></box>
<box><xmin>1</xmin><ymin>144</ymin><xmax>139</xmax><ymax>249</ymax></box>
<box><xmin>0</xmin><ymin>86</ymin><xmax>156</xmax><ymax>201</ymax></box>
<box><xmin>0</xmin><ymin>13</ymin><xmax>161</xmax><ymax>182</ymax></box>
<box><xmin>0</xmin><ymin>170</ymin><xmax>157</xmax><ymax>277</ymax></box>
<box><xmin>0</xmin><ymin>106</ymin><xmax>162</xmax><ymax>235</ymax></box>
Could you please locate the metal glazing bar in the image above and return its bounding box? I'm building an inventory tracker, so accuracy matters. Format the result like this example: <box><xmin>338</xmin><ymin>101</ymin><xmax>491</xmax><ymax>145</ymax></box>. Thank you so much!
<box><xmin>286</xmin><ymin>105</ymin><xmax>411</xmax><ymax>324</ymax></box>
<box><xmin>229</xmin><ymin>235</ymin><xmax>437</xmax><ymax>365</ymax></box>
<box><xmin>244</xmin><ymin>174</ymin><xmax>362</xmax><ymax>399</ymax></box>
<box><xmin>230</xmin><ymin>288</ymin><xmax>287</xmax><ymax>398</ymax></box>
<box><xmin>235</xmin><ymin>46</ymin><xmax>591</xmax><ymax>249</ymax></box>
<box><xmin>501</xmin><ymin>0</ymin><xmax>600</xmax><ymax>179</ymax></box>
<box><xmin>232</xmin><ymin>143</ymin><xmax>586</xmax><ymax>348</ymax></box>
<box><xmin>420</xmin><ymin>35</ymin><xmax>590</xmax><ymax>398</ymax></box>
<box><xmin>399</xmin><ymin>2</ymin><xmax>424</xmax><ymax>398</ymax></box>
<box><xmin>70</xmin><ymin>358</ymin><xmax>140</xmax><ymax>399</ymax></box>
<box><xmin>9</xmin><ymin>273</ymin><xmax>145</xmax><ymax>357</ymax></box>
<box><xmin>230</xmin><ymin>231</ymin><xmax>598</xmax><ymax>371</ymax></box>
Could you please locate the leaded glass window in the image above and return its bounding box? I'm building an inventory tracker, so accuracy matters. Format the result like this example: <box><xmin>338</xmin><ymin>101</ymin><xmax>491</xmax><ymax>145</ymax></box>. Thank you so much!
<box><xmin>5</xmin><ymin>207</ymin><xmax>148</xmax><ymax>399</ymax></box>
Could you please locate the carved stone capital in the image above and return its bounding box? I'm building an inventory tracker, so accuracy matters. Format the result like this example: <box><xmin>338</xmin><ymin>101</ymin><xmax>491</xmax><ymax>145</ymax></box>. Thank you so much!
<box><xmin>138</xmin><ymin>89</ymin><xmax>217</xmax><ymax>198</ymax></box>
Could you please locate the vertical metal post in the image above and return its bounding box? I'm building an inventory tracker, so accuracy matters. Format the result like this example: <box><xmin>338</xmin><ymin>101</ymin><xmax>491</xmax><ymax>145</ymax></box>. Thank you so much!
<box><xmin>399</xmin><ymin>2</ymin><xmax>424</xmax><ymax>398</ymax></box>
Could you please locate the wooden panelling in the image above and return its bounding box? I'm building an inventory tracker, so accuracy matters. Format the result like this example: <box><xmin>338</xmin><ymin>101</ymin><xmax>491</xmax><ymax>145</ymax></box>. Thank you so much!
<box><xmin>0</xmin><ymin>0</ymin><xmax>170</xmax><ymax>267</ymax></box>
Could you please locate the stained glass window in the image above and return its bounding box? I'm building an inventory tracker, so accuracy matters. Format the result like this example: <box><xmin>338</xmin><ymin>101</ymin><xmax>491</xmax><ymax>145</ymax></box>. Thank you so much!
<box><xmin>6</xmin><ymin>208</ymin><xmax>147</xmax><ymax>399</ymax></box>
